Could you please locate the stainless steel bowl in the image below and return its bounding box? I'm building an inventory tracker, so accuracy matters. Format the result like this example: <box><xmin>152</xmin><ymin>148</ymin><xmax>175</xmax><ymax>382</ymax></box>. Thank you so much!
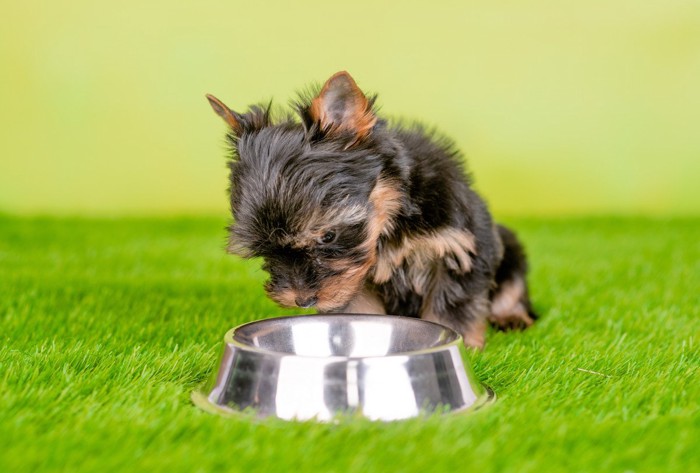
<box><xmin>192</xmin><ymin>314</ymin><xmax>494</xmax><ymax>421</ymax></box>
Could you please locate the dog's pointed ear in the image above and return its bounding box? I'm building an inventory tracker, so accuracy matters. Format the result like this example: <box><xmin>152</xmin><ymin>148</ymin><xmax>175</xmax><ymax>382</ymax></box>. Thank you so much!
<box><xmin>309</xmin><ymin>71</ymin><xmax>376</xmax><ymax>140</ymax></box>
<box><xmin>206</xmin><ymin>94</ymin><xmax>243</xmax><ymax>134</ymax></box>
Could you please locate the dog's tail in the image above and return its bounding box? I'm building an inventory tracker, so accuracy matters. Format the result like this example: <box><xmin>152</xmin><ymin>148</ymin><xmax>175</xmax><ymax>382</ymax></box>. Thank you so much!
<box><xmin>488</xmin><ymin>224</ymin><xmax>537</xmax><ymax>330</ymax></box>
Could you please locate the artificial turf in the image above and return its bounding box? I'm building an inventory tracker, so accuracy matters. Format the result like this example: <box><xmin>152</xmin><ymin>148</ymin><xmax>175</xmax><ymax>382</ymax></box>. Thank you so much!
<box><xmin>1</xmin><ymin>215</ymin><xmax>698</xmax><ymax>472</ymax></box>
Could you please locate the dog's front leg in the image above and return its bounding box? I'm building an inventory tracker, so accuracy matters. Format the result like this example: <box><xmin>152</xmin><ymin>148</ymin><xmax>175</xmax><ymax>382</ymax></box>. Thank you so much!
<box><xmin>421</xmin><ymin>297</ymin><xmax>489</xmax><ymax>349</ymax></box>
<box><xmin>326</xmin><ymin>285</ymin><xmax>386</xmax><ymax>315</ymax></box>
<box><xmin>420</xmin><ymin>268</ymin><xmax>490</xmax><ymax>349</ymax></box>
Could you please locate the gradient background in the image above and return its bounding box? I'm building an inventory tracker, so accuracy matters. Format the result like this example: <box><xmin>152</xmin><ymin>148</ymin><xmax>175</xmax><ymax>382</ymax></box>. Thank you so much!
<box><xmin>1</xmin><ymin>0</ymin><xmax>699</xmax><ymax>216</ymax></box>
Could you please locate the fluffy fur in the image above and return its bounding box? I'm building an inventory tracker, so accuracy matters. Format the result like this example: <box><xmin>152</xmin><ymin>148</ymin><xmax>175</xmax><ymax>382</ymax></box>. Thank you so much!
<box><xmin>207</xmin><ymin>71</ymin><xmax>536</xmax><ymax>348</ymax></box>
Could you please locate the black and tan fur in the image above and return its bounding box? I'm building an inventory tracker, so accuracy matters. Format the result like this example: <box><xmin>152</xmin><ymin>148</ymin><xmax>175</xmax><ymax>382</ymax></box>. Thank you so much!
<box><xmin>207</xmin><ymin>71</ymin><xmax>536</xmax><ymax>348</ymax></box>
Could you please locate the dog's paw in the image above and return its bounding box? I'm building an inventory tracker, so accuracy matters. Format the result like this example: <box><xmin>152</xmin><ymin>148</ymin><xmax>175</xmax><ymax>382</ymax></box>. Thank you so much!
<box><xmin>489</xmin><ymin>276</ymin><xmax>535</xmax><ymax>331</ymax></box>
<box><xmin>487</xmin><ymin>309</ymin><xmax>534</xmax><ymax>331</ymax></box>
<box><xmin>461</xmin><ymin>320</ymin><xmax>486</xmax><ymax>349</ymax></box>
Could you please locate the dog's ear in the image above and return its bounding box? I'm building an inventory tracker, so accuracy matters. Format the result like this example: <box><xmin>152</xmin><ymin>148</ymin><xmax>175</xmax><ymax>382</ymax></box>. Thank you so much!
<box><xmin>206</xmin><ymin>94</ymin><xmax>243</xmax><ymax>134</ymax></box>
<box><xmin>309</xmin><ymin>71</ymin><xmax>376</xmax><ymax>141</ymax></box>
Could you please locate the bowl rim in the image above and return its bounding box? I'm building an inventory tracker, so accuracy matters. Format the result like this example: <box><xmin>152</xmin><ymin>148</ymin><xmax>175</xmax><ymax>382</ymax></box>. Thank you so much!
<box><xmin>225</xmin><ymin>314</ymin><xmax>465</xmax><ymax>360</ymax></box>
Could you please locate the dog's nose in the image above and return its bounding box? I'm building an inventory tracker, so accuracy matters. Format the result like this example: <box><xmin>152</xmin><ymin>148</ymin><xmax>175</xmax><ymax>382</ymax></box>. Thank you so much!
<box><xmin>295</xmin><ymin>295</ymin><xmax>318</xmax><ymax>308</ymax></box>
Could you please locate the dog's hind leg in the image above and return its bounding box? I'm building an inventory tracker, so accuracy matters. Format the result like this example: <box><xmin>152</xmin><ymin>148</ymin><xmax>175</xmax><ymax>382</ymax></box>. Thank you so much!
<box><xmin>488</xmin><ymin>225</ymin><xmax>537</xmax><ymax>330</ymax></box>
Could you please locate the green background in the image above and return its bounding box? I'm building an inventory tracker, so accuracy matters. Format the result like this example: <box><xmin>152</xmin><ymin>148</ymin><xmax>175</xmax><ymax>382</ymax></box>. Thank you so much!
<box><xmin>1</xmin><ymin>0</ymin><xmax>699</xmax><ymax>216</ymax></box>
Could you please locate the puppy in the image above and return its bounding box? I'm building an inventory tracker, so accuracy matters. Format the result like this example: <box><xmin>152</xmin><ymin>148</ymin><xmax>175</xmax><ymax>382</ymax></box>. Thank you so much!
<box><xmin>207</xmin><ymin>71</ymin><xmax>536</xmax><ymax>348</ymax></box>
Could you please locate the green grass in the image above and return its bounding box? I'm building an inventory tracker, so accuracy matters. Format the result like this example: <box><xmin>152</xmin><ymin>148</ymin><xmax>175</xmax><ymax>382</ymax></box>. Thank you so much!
<box><xmin>1</xmin><ymin>215</ymin><xmax>698</xmax><ymax>472</ymax></box>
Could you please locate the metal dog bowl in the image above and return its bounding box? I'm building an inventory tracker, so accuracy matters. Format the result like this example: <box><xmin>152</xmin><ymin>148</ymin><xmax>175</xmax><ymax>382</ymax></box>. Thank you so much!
<box><xmin>192</xmin><ymin>314</ymin><xmax>494</xmax><ymax>421</ymax></box>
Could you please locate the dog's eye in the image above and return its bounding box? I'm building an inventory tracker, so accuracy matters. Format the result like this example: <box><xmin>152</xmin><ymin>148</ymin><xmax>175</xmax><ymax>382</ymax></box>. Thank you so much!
<box><xmin>319</xmin><ymin>230</ymin><xmax>336</xmax><ymax>244</ymax></box>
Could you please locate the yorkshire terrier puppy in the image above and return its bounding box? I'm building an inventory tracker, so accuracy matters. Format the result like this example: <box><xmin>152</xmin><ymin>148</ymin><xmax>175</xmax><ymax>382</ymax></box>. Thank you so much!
<box><xmin>207</xmin><ymin>71</ymin><xmax>536</xmax><ymax>348</ymax></box>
